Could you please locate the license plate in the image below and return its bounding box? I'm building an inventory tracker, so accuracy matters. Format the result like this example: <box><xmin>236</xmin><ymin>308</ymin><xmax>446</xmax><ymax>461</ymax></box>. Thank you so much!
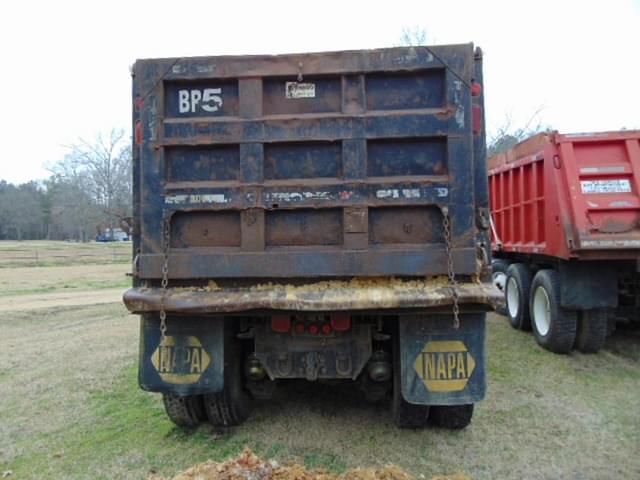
<box><xmin>581</xmin><ymin>179</ymin><xmax>631</xmax><ymax>194</ymax></box>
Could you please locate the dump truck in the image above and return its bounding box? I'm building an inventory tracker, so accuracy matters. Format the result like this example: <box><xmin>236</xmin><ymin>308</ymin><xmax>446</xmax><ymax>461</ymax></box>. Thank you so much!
<box><xmin>123</xmin><ymin>44</ymin><xmax>499</xmax><ymax>430</ymax></box>
<box><xmin>489</xmin><ymin>130</ymin><xmax>640</xmax><ymax>354</ymax></box>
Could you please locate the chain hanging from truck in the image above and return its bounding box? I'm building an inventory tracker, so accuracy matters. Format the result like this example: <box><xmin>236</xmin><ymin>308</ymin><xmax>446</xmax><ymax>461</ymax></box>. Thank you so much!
<box><xmin>159</xmin><ymin>216</ymin><xmax>171</xmax><ymax>340</ymax></box>
<box><xmin>442</xmin><ymin>206</ymin><xmax>460</xmax><ymax>329</ymax></box>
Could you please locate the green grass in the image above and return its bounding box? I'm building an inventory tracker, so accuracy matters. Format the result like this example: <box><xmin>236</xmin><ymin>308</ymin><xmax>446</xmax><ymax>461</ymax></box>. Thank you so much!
<box><xmin>4</xmin><ymin>363</ymin><xmax>350</xmax><ymax>479</ymax></box>
<box><xmin>0</xmin><ymin>240</ymin><xmax>130</xmax><ymax>268</ymax></box>
<box><xmin>0</xmin><ymin>262</ymin><xmax>130</xmax><ymax>299</ymax></box>
<box><xmin>1</xmin><ymin>305</ymin><xmax>639</xmax><ymax>479</ymax></box>
<box><xmin>0</xmin><ymin>276</ymin><xmax>130</xmax><ymax>297</ymax></box>
<box><xmin>0</xmin><ymin>259</ymin><xmax>130</xmax><ymax>268</ymax></box>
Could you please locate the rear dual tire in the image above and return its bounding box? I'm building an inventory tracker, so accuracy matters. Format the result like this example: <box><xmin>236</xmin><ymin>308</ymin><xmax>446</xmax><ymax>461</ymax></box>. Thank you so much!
<box><xmin>163</xmin><ymin>321</ymin><xmax>253</xmax><ymax>429</ymax></box>
<box><xmin>203</xmin><ymin>363</ymin><xmax>252</xmax><ymax>427</ymax></box>
<box><xmin>204</xmin><ymin>322</ymin><xmax>253</xmax><ymax>427</ymax></box>
<box><xmin>530</xmin><ymin>270</ymin><xmax>577</xmax><ymax>354</ymax></box>
<box><xmin>430</xmin><ymin>404</ymin><xmax>474</xmax><ymax>430</ymax></box>
<box><xmin>575</xmin><ymin>309</ymin><xmax>608</xmax><ymax>353</ymax></box>
<box><xmin>162</xmin><ymin>374</ymin><xmax>252</xmax><ymax>429</ymax></box>
<box><xmin>162</xmin><ymin>393</ymin><xmax>207</xmax><ymax>428</ymax></box>
<box><xmin>505</xmin><ymin>263</ymin><xmax>533</xmax><ymax>331</ymax></box>
<box><xmin>505</xmin><ymin>266</ymin><xmax>608</xmax><ymax>354</ymax></box>
<box><xmin>491</xmin><ymin>259</ymin><xmax>509</xmax><ymax>316</ymax></box>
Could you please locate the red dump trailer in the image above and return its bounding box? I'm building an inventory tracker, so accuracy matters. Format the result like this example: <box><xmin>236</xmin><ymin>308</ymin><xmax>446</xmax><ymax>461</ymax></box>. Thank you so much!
<box><xmin>489</xmin><ymin>130</ymin><xmax>640</xmax><ymax>353</ymax></box>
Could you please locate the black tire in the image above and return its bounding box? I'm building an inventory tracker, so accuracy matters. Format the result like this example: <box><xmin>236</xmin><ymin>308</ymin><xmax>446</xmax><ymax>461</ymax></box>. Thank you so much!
<box><xmin>530</xmin><ymin>269</ymin><xmax>577</xmax><ymax>354</ymax></box>
<box><xmin>391</xmin><ymin>324</ymin><xmax>429</xmax><ymax>429</ymax></box>
<box><xmin>491</xmin><ymin>259</ymin><xmax>510</xmax><ymax>316</ymax></box>
<box><xmin>162</xmin><ymin>393</ymin><xmax>206</xmax><ymax>428</ymax></box>
<box><xmin>575</xmin><ymin>309</ymin><xmax>608</xmax><ymax>353</ymax></box>
<box><xmin>505</xmin><ymin>263</ymin><xmax>533</xmax><ymax>330</ymax></box>
<box><xmin>430</xmin><ymin>404</ymin><xmax>474</xmax><ymax>430</ymax></box>
<box><xmin>203</xmin><ymin>322</ymin><xmax>253</xmax><ymax>427</ymax></box>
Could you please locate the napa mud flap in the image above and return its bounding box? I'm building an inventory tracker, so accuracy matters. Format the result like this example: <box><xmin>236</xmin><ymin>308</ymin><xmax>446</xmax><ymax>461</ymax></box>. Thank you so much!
<box><xmin>399</xmin><ymin>313</ymin><xmax>486</xmax><ymax>405</ymax></box>
<box><xmin>138</xmin><ymin>314</ymin><xmax>224</xmax><ymax>395</ymax></box>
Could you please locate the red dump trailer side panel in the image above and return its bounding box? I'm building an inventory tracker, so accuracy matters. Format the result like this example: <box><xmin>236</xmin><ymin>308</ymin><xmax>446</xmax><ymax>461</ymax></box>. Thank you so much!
<box><xmin>489</xmin><ymin>130</ymin><xmax>640</xmax><ymax>260</ymax></box>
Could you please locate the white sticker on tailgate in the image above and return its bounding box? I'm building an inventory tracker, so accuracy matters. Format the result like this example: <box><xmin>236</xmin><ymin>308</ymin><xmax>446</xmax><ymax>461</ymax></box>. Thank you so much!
<box><xmin>285</xmin><ymin>82</ymin><xmax>316</xmax><ymax>98</ymax></box>
<box><xmin>580</xmin><ymin>179</ymin><xmax>631</xmax><ymax>194</ymax></box>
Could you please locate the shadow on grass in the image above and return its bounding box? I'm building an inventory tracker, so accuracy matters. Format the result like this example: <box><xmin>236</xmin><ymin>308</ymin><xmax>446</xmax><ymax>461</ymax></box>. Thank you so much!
<box><xmin>604</xmin><ymin>321</ymin><xmax>640</xmax><ymax>361</ymax></box>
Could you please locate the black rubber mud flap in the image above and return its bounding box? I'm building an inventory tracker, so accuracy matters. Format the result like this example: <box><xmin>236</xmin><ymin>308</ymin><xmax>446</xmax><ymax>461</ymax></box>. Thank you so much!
<box><xmin>398</xmin><ymin>313</ymin><xmax>486</xmax><ymax>406</ymax></box>
<box><xmin>138</xmin><ymin>314</ymin><xmax>224</xmax><ymax>395</ymax></box>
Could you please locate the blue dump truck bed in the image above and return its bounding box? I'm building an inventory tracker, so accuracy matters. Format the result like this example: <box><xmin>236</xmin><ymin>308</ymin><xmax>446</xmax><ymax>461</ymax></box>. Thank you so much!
<box><xmin>124</xmin><ymin>44</ymin><xmax>499</xmax><ymax>430</ymax></box>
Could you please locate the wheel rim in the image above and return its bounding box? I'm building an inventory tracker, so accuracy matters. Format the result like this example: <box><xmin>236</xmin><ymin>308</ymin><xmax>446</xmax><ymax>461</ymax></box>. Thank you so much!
<box><xmin>506</xmin><ymin>277</ymin><xmax>519</xmax><ymax>318</ymax></box>
<box><xmin>533</xmin><ymin>286</ymin><xmax>551</xmax><ymax>336</ymax></box>
<box><xmin>493</xmin><ymin>271</ymin><xmax>507</xmax><ymax>292</ymax></box>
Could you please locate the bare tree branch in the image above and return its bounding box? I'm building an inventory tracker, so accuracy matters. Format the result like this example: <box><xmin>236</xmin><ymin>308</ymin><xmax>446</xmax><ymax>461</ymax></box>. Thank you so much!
<box><xmin>487</xmin><ymin>107</ymin><xmax>552</xmax><ymax>157</ymax></box>
<box><xmin>399</xmin><ymin>26</ymin><xmax>428</xmax><ymax>46</ymax></box>
<box><xmin>50</xmin><ymin>128</ymin><xmax>131</xmax><ymax>240</ymax></box>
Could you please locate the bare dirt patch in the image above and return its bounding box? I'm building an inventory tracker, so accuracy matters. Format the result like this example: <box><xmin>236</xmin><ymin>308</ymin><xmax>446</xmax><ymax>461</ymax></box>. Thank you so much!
<box><xmin>0</xmin><ymin>287</ymin><xmax>126</xmax><ymax>311</ymax></box>
<box><xmin>152</xmin><ymin>448</ymin><xmax>427</xmax><ymax>480</ymax></box>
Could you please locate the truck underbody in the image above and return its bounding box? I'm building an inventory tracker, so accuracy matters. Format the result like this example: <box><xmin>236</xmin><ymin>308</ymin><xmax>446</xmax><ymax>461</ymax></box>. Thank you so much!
<box><xmin>125</xmin><ymin>278</ymin><xmax>498</xmax><ymax>429</ymax></box>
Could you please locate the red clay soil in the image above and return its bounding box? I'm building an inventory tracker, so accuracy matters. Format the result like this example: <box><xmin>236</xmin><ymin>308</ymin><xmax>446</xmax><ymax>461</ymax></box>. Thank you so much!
<box><xmin>150</xmin><ymin>448</ymin><xmax>470</xmax><ymax>480</ymax></box>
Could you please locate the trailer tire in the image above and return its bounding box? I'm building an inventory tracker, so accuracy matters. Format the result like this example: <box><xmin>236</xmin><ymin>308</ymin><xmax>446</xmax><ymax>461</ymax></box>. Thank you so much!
<box><xmin>491</xmin><ymin>259</ymin><xmax>510</xmax><ymax>316</ymax></box>
<box><xmin>391</xmin><ymin>327</ymin><xmax>429</xmax><ymax>429</ymax></box>
<box><xmin>530</xmin><ymin>269</ymin><xmax>577</xmax><ymax>354</ymax></box>
<box><xmin>505</xmin><ymin>263</ymin><xmax>532</xmax><ymax>330</ymax></box>
<box><xmin>162</xmin><ymin>394</ymin><xmax>206</xmax><ymax>428</ymax></box>
<box><xmin>429</xmin><ymin>404</ymin><xmax>474</xmax><ymax>430</ymax></box>
<box><xmin>204</xmin><ymin>323</ymin><xmax>253</xmax><ymax>427</ymax></box>
<box><xmin>391</xmin><ymin>376</ymin><xmax>430</xmax><ymax>429</ymax></box>
<box><xmin>575</xmin><ymin>309</ymin><xmax>608</xmax><ymax>353</ymax></box>
<box><xmin>204</xmin><ymin>384</ymin><xmax>252</xmax><ymax>428</ymax></box>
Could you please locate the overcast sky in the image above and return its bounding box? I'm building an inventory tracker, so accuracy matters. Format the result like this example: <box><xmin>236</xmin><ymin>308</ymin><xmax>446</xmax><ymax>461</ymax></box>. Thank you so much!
<box><xmin>1</xmin><ymin>0</ymin><xmax>639</xmax><ymax>184</ymax></box>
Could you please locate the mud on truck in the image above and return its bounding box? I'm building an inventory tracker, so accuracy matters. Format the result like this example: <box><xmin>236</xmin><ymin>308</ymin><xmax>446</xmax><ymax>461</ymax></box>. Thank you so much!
<box><xmin>123</xmin><ymin>44</ymin><xmax>499</xmax><ymax>429</ymax></box>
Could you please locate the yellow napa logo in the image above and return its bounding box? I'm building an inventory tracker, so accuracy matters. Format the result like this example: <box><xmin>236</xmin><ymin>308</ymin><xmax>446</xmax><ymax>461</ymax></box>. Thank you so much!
<box><xmin>150</xmin><ymin>335</ymin><xmax>211</xmax><ymax>385</ymax></box>
<box><xmin>413</xmin><ymin>340</ymin><xmax>475</xmax><ymax>392</ymax></box>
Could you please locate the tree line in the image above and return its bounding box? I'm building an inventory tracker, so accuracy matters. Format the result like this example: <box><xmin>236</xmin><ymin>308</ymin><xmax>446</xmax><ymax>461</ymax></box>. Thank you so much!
<box><xmin>0</xmin><ymin>129</ymin><xmax>132</xmax><ymax>242</ymax></box>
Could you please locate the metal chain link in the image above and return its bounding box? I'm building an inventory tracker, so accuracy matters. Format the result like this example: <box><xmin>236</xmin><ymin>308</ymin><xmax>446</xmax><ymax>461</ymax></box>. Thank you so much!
<box><xmin>159</xmin><ymin>217</ymin><xmax>171</xmax><ymax>341</ymax></box>
<box><xmin>442</xmin><ymin>207</ymin><xmax>460</xmax><ymax>330</ymax></box>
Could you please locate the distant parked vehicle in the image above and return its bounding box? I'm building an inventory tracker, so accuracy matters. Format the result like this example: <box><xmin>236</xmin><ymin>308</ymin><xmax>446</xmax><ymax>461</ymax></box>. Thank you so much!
<box><xmin>489</xmin><ymin>130</ymin><xmax>640</xmax><ymax>354</ymax></box>
<box><xmin>96</xmin><ymin>228</ymin><xmax>129</xmax><ymax>242</ymax></box>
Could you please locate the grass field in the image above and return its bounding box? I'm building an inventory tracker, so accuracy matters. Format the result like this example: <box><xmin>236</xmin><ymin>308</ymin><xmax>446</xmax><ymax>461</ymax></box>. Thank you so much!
<box><xmin>0</xmin><ymin>240</ymin><xmax>130</xmax><ymax>268</ymax></box>
<box><xmin>0</xmin><ymin>263</ymin><xmax>130</xmax><ymax>297</ymax></box>
<box><xmin>0</xmin><ymin>241</ymin><xmax>639</xmax><ymax>479</ymax></box>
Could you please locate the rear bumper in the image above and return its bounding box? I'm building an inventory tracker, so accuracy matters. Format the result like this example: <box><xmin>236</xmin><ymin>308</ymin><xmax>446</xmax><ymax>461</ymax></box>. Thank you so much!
<box><xmin>123</xmin><ymin>278</ymin><xmax>501</xmax><ymax>314</ymax></box>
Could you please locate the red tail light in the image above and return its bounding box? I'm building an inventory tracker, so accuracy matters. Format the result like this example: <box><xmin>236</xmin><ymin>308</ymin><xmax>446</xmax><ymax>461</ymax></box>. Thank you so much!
<box><xmin>321</xmin><ymin>324</ymin><xmax>332</xmax><ymax>335</ymax></box>
<box><xmin>294</xmin><ymin>323</ymin><xmax>305</xmax><ymax>334</ymax></box>
<box><xmin>330</xmin><ymin>314</ymin><xmax>351</xmax><ymax>332</ymax></box>
<box><xmin>271</xmin><ymin>315</ymin><xmax>291</xmax><ymax>332</ymax></box>
<box><xmin>471</xmin><ymin>82</ymin><xmax>482</xmax><ymax>97</ymax></box>
<box><xmin>135</xmin><ymin>120</ymin><xmax>143</xmax><ymax>145</ymax></box>
<box><xmin>472</xmin><ymin>104</ymin><xmax>483</xmax><ymax>135</ymax></box>
<box><xmin>308</xmin><ymin>324</ymin><xmax>319</xmax><ymax>335</ymax></box>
